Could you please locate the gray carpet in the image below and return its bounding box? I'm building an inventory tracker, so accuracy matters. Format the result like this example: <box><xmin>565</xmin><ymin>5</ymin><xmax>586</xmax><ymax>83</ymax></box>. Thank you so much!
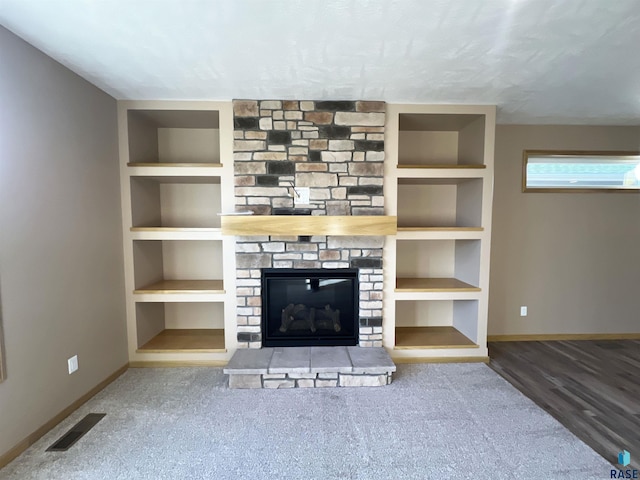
<box><xmin>1</xmin><ymin>364</ymin><xmax>612</xmax><ymax>480</ymax></box>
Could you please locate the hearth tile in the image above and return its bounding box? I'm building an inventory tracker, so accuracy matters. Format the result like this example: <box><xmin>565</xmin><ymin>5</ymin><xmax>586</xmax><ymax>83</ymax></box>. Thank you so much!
<box><xmin>347</xmin><ymin>347</ymin><xmax>397</xmax><ymax>374</ymax></box>
<box><xmin>310</xmin><ymin>347</ymin><xmax>353</xmax><ymax>373</ymax></box>
<box><xmin>223</xmin><ymin>348</ymin><xmax>274</xmax><ymax>374</ymax></box>
<box><xmin>269</xmin><ymin>347</ymin><xmax>311</xmax><ymax>374</ymax></box>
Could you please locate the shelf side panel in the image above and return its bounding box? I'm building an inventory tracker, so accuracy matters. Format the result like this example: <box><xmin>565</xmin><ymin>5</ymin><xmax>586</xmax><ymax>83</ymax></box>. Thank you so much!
<box><xmin>456</xmin><ymin>179</ymin><xmax>483</xmax><ymax>228</ymax></box>
<box><xmin>453</xmin><ymin>300</ymin><xmax>479</xmax><ymax>343</ymax></box>
<box><xmin>136</xmin><ymin>303</ymin><xmax>165</xmax><ymax>348</ymax></box>
<box><xmin>454</xmin><ymin>240</ymin><xmax>481</xmax><ymax>287</ymax></box>
<box><xmin>458</xmin><ymin>116</ymin><xmax>486</xmax><ymax>166</ymax></box>
<box><xmin>132</xmin><ymin>240</ymin><xmax>164</xmax><ymax>289</ymax></box>
<box><xmin>128</xmin><ymin>111</ymin><xmax>159</xmax><ymax>164</ymax></box>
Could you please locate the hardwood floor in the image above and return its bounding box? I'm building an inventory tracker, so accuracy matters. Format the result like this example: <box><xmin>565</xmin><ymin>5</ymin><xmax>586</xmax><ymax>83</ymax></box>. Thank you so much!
<box><xmin>489</xmin><ymin>340</ymin><xmax>640</xmax><ymax>470</ymax></box>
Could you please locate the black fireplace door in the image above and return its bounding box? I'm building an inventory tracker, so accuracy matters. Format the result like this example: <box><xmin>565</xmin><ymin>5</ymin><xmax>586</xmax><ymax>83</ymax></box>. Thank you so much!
<box><xmin>262</xmin><ymin>268</ymin><xmax>358</xmax><ymax>347</ymax></box>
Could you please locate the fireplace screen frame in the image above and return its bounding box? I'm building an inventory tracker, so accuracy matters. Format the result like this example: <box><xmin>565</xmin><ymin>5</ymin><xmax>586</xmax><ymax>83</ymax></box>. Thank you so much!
<box><xmin>261</xmin><ymin>268</ymin><xmax>359</xmax><ymax>347</ymax></box>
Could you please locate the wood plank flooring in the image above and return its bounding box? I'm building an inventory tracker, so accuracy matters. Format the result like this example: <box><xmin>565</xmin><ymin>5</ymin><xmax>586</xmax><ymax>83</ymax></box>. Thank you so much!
<box><xmin>489</xmin><ymin>340</ymin><xmax>640</xmax><ymax>470</ymax></box>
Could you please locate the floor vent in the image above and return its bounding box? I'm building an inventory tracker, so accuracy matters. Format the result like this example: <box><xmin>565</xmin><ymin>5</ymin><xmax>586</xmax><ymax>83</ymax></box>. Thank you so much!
<box><xmin>47</xmin><ymin>413</ymin><xmax>106</xmax><ymax>452</ymax></box>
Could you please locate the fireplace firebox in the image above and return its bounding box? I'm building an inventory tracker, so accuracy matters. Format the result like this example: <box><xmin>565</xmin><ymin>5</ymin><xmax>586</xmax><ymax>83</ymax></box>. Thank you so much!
<box><xmin>262</xmin><ymin>268</ymin><xmax>359</xmax><ymax>347</ymax></box>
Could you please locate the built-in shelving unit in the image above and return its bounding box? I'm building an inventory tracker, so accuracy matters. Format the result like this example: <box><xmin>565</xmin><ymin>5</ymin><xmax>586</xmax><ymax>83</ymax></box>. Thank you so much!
<box><xmin>118</xmin><ymin>101</ymin><xmax>236</xmax><ymax>364</ymax></box>
<box><xmin>384</xmin><ymin>104</ymin><xmax>495</xmax><ymax>361</ymax></box>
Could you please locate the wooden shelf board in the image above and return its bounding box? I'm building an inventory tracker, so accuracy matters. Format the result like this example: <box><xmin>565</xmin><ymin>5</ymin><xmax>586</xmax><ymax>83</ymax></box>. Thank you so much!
<box><xmin>397</xmin><ymin>164</ymin><xmax>486</xmax><ymax>169</ymax></box>
<box><xmin>138</xmin><ymin>329</ymin><xmax>225</xmax><ymax>352</ymax></box>
<box><xmin>394</xmin><ymin>326</ymin><xmax>478</xmax><ymax>349</ymax></box>
<box><xmin>128</xmin><ymin>162</ymin><xmax>222</xmax><ymax>168</ymax></box>
<box><xmin>221</xmin><ymin>215</ymin><xmax>397</xmax><ymax>236</ymax></box>
<box><xmin>130</xmin><ymin>227</ymin><xmax>221</xmax><ymax>232</ymax></box>
<box><xmin>396</xmin><ymin>277</ymin><xmax>480</xmax><ymax>292</ymax></box>
<box><xmin>134</xmin><ymin>279</ymin><xmax>224</xmax><ymax>294</ymax></box>
<box><xmin>396</xmin><ymin>227</ymin><xmax>484</xmax><ymax>232</ymax></box>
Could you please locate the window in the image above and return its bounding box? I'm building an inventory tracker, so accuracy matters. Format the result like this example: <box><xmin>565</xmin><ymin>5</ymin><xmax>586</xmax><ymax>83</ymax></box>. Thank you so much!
<box><xmin>523</xmin><ymin>150</ymin><xmax>640</xmax><ymax>192</ymax></box>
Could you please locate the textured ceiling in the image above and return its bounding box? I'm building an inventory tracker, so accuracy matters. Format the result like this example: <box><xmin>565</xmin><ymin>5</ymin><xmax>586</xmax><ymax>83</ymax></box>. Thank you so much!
<box><xmin>1</xmin><ymin>0</ymin><xmax>640</xmax><ymax>124</ymax></box>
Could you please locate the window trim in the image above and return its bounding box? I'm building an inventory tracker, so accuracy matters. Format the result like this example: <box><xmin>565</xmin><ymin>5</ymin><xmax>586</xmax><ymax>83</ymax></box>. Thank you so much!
<box><xmin>522</xmin><ymin>150</ymin><xmax>640</xmax><ymax>193</ymax></box>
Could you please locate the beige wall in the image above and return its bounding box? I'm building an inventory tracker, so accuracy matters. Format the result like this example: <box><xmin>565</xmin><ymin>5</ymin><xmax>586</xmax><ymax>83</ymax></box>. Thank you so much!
<box><xmin>0</xmin><ymin>27</ymin><xmax>127</xmax><ymax>456</ymax></box>
<box><xmin>489</xmin><ymin>125</ymin><xmax>640</xmax><ymax>335</ymax></box>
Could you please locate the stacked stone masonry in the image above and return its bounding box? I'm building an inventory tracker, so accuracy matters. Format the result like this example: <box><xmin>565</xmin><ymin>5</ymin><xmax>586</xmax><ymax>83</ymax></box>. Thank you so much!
<box><xmin>228</xmin><ymin>371</ymin><xmax>392</xmax><ymax>389</ymax></box>
<box><xmin>233</xmin><ymin>100</ymin><xmax>386</xmax><ymax>348</ymax></box>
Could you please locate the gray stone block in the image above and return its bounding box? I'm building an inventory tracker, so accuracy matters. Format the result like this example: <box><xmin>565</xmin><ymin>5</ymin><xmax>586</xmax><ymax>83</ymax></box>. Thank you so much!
<box><xmin>347</xmin><ymin>346</ymin><xmax>396</xmax><ymax>374</ymax></box>
<box><xmin>310</xmin><ymin>346</ymin><xmax>353</xmax><ymax>373</ymax></box>
<box><xmin>296</xmin><ymin>379</ymin><xmax>315</xmax><ymax>388</ymax></box>
<box><xmin>223</xmin><ymin>348</ymin><xmax>274</xmax><ymax>374</ymax></box>
<box><xmin>339</xmin><ymin>374</ymin><xmax>387</xmax><ymax>387</ymax></box>
<box><xmin>315</xmin><ymin>379</ymin><xmax>338</xmax><ymax>388</ymax></box>
<box><xmin>263</xmin><ymin>379</ymin><xmax>295</xmax><ymax>389</ymax></box>
<box><xmin>269</xmin><ymin>347</ymin><xmax>311</xmax><ymax>374</ymax></box>
<box><xmin>228</xmin><ymin>374</ymin><xmax>263</xmax><ymax>389</ymax></box>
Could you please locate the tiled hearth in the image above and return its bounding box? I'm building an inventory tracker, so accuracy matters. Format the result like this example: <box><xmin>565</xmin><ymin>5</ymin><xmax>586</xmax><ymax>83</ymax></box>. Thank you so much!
<box><xmin>232</xmin><ymin>100</ymin><xmax>387</xmax><ymax>350</ymax></box>
<box><xmin>224</xmin><ymin>346</ymin><xmax>396</xmax><ymax>389</ymax></box>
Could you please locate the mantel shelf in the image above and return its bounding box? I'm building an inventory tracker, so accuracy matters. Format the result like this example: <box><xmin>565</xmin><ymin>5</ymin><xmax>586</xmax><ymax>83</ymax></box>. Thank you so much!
<box><xmin>396</xmin><ymin>227</ymin><xmax>484</xmax><ymax>232</ymax></box>
<box><xmin>395</xmin><ymin>278</ymin><xmax>480</xmax><ymax>292</ymax></box>
<box><xmin>221</xmin><ymin>215</ymin><xmax>397</xmax><ymax>236</ymax></box>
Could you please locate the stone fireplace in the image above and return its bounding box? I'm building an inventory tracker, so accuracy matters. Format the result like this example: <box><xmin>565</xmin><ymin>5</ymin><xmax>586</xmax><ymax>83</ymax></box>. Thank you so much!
<box><xmin>232</xmin><ymin>99</ymin><xmax>386</xmax><ymax>349</ymax></box>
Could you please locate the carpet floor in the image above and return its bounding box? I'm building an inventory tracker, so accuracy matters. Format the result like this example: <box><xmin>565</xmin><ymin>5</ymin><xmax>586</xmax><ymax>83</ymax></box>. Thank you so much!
<box><xmin>0</xmin><ymin>364</ymin><xmax>613</xmax><ymax>480</ymax></box>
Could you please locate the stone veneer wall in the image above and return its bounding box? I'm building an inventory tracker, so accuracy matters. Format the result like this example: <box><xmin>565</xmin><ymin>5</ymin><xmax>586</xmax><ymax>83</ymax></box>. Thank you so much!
<box><xmin>232</xmin><ymin>100</ymin><xmax>386</xmax><ymax>349</ymax></box>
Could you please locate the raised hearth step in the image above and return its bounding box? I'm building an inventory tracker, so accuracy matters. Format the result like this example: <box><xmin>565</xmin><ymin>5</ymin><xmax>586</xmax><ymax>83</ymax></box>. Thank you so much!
<box><xmin>224</xmin><ymin>346</ymin><xmax>396</xmax><ymax>389</ymax></box>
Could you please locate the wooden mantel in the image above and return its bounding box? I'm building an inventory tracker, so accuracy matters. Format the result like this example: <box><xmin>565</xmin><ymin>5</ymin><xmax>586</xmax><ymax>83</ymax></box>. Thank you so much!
<box><xmin>221</xmin><ymin>215</ymin><xmax>397</xmax><ymax>236</ymax></box>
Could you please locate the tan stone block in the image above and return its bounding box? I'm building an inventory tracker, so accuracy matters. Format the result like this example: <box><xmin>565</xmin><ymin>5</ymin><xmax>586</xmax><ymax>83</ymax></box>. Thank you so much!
<box><xmin>296</xmin><ymin>172</ymin><xmax>338</xmax><ymax>187</ymax></box>
<box><xmin>302</xmin><ymin>131</ymin><xmax>319</xmax><ymax>139</ymax></box>
<box><xmin>329</xmin><ymin>163</ymin><xmax>347</xmax><ymax>172</ymax></box>
<box><xmin>355</xmin><ymin>101</ymin><xmax>385</xmax><ymax>113</ymax></box>
<box><xmin>234</xmin><ymin>140</ymin><xmax>266</xmax><ymax>151</ymax></box>
<box><xmin>304</xmin><ymin>111</ymin><xmax>334</xmax><ymax>124</ymax></box>
<box><xmin>335</xmin><ymin>112</ymin><xmax>385</xmax><ymax>126</ymax></box>
<box><xmin>319</xmin><ymin>250</ymin><xmax>341</xmax><ymax>260</ymax></box>
<box><xmin>296</xmin><ymin>163</ymin><xmax>327</xmax><ymax>172</ymax></box>
<box><xmin>234</xmin><ymin>130</ymin><xmax>244</xmax><ymax>139</ymax></box>
<box><xmin>283</xmin><ymin>100</ymin><xmax>299</xmax><ymax>110</ymax></box>
<box><xmin>235</xmin><ymin>162</ymin><xmax>266</xmax><ymax>174</ymax></box>
<box><xmin>233</xmin><ymin>152</ymin><xmax>252</xmax><ymax>161</ymax></box>
<box><xmin>260</xmin><ymin>100</ymin><xmax>282</xmax><ymax>110</ymax></box>
<box><xmin>300</xmin><ymin>101</ymin><xmax>315</xmax><ymax>111</ymax></box>
<box><xmin>274</xmin><ymin>121</ymin><xmax>286</xmax><ymax>130</ymax></box>
<box><xmin>245</xmin><ymin>131</ymin><xmax>267</xmax><ymax>139</ymax></box>
<box><xmin>331</xmin><ymin>187</ymin><xmax>347</xmax><ymax>199</ymax></box>
<box><xmin>309</xmin><ymin>139</ymin><xmax>328</xmax><ymax>150</ymax></box>
<box><xmin>247</xmin><ymin>296</ymin><xmax>261</xmax><ymax>306</ymax></box>
<box><xmin>234</xmin><ymin>174</ymin><xmax>256</xmax><ymax>186</ymax></box>
<box><xmin>253</xmin><ymin>152</ymin><xmax>287</xmax><ymax>160</ymax></box>
<box><xmin>289</xmin><ymin>155</ymin><xmax>307</xmax><ymax>162</ymax></box>
<box><xmin>272</xmin><ymin>110</ymin><xmax>284</xmax><ymax>120</ymax></box>
<box><xmin>367</xmin><ymin>133</ymin><xmax>384</xmax><ymax>141</ymax></box>
<box><xmin>289</xmin><ymin>147</ymin><xmax>308</xmax><ymax>155</ymax></box>
<box><xmin>286</xmin><ymin>121</ymin><xmax>296</xmax><ymax>129</ymax></box>
<box><xmin>233</xmin><ymin>100</ymin><xmax>259</xmax><ymax>117</ymax></box>
<box><xmin>353</xmin><ymin>152</ymin><xmax>365</xmax><ymax>161</ymax></box>
<box><xmin>285</xmin><ymin>111</ymin><xmax>303</xmax><ymax>120</ymax></box>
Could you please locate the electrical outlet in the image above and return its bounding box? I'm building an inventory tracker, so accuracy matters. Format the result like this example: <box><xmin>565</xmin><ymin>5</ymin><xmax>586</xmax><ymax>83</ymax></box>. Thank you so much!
<box><xmin>520</xmin><ymin>306</ymin><xmax>528</xmax><ymax>317</ymax></box>
<box><xmin>68</xmin><ymin>355</ymin><xmax>78</xmax><ymax>374</ymax></box>
<box><xmin>294</xmin><ymin>187</ymin><xmax>310</xmax><ymax>205</ymax></box>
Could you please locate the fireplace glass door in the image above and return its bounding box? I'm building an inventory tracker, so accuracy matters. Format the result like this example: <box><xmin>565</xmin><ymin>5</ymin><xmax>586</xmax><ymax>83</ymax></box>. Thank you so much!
<box><xmin>262</xmin><ymin>268</ymin><xmax>358</xmax><ymax>347</ymax></box>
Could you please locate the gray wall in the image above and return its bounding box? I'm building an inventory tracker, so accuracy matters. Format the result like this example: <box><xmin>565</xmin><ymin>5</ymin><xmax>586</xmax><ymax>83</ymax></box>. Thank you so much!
<box><xmin>0</xmin><ymin>27</ymin><xmax>127</xmax><ymax>456</ymax></box>
<box><xmin>489</xmin><ymin>125</ymin><xmax>640</xmax><ymax>335</ymax></box>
